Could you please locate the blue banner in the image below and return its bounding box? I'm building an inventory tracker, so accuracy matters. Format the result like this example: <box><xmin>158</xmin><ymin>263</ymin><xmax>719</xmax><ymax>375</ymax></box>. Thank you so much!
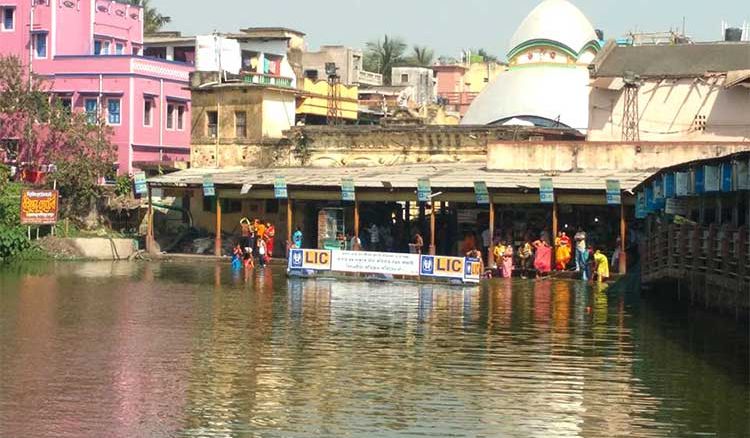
<box><xmin>664</xmin><ymin>173</ymin><xmax>675</xmax><ymax>198</ymax></box>
<box><xmin>694</xmin><ymin>167</ymin><xmax>705</xmax><ymax>194</ymax></box>
<box><xmin>274</xmin><ymin>176</ymin><xmax>288</xmax><ymax>199</ymax></box>
<box><xmin>721</xmin><ymin>162</ymin><xmax>732</xmax><ymax>192</ymax></box>
<box><xmin>417</xmin><ymin>178</ymin><xmax>432</xmax><ymax>203</ymax></box>
<box><xmin>645</xmin><ymin>186</ymin><xmax>654</xmax><ymax>212</ymax></box>
<box><xmin>473</xmin><ymin>182</ymin><xmax>490</xmax><ymax>205</ymax></box>
<box><xmin>341</xmin><ymin>178</ymin><xmax>355</xmax><ymax>202</ymax></box>
<box><xmin>202</xmin><ymin>175</ymin><xmax>215</xmax><ymax>197</ymax></box>
<box><xmin>539</xmin><ymin>178</ymin><xmax>554</xmax><ymax>204</ymax></box>
<box><xmin>636</xmin><ymin>192</ymin><xmax>646</xmax><ymax>219</ymax></box>
<box><xmin>133</xmin><ymin>172</ymin><xmax>147</xmax><ymax>196</ymax></box>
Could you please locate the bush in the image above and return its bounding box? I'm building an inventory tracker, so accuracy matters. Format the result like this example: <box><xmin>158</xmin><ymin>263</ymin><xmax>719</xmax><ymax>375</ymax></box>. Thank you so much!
<box><xmin>0</xmin><ymin>179</ymin><xmax>30</xmax><ymax>260</ymax></box>
<box><xmin>0</xmin><ymin>225</ymin><xmax>29</xmax><ymax>259</ymax></box>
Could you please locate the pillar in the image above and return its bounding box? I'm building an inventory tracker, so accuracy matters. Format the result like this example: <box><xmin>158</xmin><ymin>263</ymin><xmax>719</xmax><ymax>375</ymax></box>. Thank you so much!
<box><xmin>429</xmin><ymin>203</ymin><xmax>436</xmax><ymax>255</ymax></box>
<box><xmin>488</xmin><ymin>199</ymin><xmax>495</xmax><ymax>268</ymax></box>
<box><xmin>146</xmin><ymin>186</ymin><xmax>155</xmax><ymax>254</ymax></box>
<box><xmin>214</xmin><ymin>196</ymin><xmax>222</xmax><ymax>257</ymax></box>
<box><xmin>354</xmin><ymin>199</ymin><xmax>360</xmax><ymax>238</ymax></box>
<box><xmin>286</xmin><ymin>199</ymin><xmax>294</xmax><ymax>248</ymax></box>
<box><xmin>620</xmin><ymin>202</ymin><xmax>628</xmax><ymax>274</ymax></box>
<box><xmin>552</xmin><ymin>198</ymin><xmax>558</xmax><ymax>268</ymax></box>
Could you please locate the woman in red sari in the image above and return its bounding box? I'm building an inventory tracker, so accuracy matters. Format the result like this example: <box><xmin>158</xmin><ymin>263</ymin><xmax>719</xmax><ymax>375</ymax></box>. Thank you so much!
<box><xmin>533</xmin><ymin>239</ymin><xmax>552</xmax><ymax>278</ymax></box>
<box><xmin>265</xmin><ymin>222</ymin><xmax>276</xmax><ymax>260</ymax></box>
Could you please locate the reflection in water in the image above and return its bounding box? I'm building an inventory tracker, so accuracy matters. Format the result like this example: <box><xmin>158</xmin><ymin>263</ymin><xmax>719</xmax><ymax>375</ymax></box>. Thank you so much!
<box><xmin>0</xmin><ymin>262</ymin><xmax>747</xmax><ymax>437</ymax></box>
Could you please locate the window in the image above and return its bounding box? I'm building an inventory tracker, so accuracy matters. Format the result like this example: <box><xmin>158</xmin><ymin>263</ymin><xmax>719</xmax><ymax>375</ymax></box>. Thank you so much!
<box><xmin>166</xmin><ymin>104</ymin><xmax>174</xmax><ymax>130</ymax></box>
<box><xmin>132</xmin><ymin>45</ymin><xmax>141</xmax><ymax>56</ymax></box>
<box><xmin>207</xmin><ymin>111</ymin><xmax>218</xmax><ymax>138</ymax></box>
<box><xmin>103</xmin><ymin>41</ymin><xmax>110</xmax><ymax>55</ymax></box>
<box><xmin>235</xmin><ymin>111</ymin><xmax>246</xmax><ymax>138</ymax></box>
<box><xmin>202</xmin><ymin>198</ymin><xmax>240</xmax><ymax>213</ymax></box>
<box><xmin>84</xmin><ymin>98</ymin><xmax>98</xmax><ymax>124</ymax></box>
<box><xmin>107</xmin><ymin>99</ymin><xmax>121</xmax><ymax>125</ymax></box>
<box><xmin>2</xmin><ymin>7</ymin><xmax>14</xmax><ymax>31</ymax></box>
<box><xmin>143</xmin><ymin>100</ymin><xmax>153</xmax><ymax>127</ymax></box>
<box><xmin>177</xmin><ymin>105</ymin><xmax>185</xmax><ymax>130</ymax></box>
<box><xmin>94</xmin><ymin>40</ymin><xmax>102</xmax><ymax>55</ymax></box>
<box><xmin>34</xmin><ymin>33</ymin><xmax>47</xmax><ymax>58</ymax></box>
<box><xmin>59</xmin><ymin>98</ymin><xmax>72</xmax><ymax>114</ymax></box>
<box><xmin>115</xmin><ymin>43</ymin><xmax>124</xmax><ymax>55</ymax></box>
<box><xmin>401</xmin><ymin>73</ymin><xmax>409</xmax><ymax>83</ymax></box>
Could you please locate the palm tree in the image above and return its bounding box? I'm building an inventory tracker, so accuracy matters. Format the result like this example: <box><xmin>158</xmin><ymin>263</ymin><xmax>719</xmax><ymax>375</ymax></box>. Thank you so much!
<box><xmin>127</xmin><ymin>0</ymin><xmax>171</xmax><ymax>34</ymax></box>
<box><xmin>364</xmin><ymin>35</ymin><xmax>407</xmax><ymax>85</ymax></box>
<box><xmin>410</xmin><ymin>46</ymin><xmax>434</xmax><ymax>67</ymax></box>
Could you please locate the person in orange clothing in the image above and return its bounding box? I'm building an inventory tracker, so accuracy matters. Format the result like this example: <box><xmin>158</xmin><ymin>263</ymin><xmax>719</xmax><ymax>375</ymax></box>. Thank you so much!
<box><xmin>265</xmin><ymin>222</ymin><xmax>276</xmax><ymax>260</ymax></box>
<box><xmin>256</xmin><ymin>220</ymin><xmax>266</xmax><ymax>241</ymax></box>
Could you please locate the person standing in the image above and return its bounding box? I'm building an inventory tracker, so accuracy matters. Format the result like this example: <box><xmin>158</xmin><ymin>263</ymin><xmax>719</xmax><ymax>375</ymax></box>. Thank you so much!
<box><xmin>292</xmin><ymin>227</ymin><xmax>303</xmax><ymax>249</ymax></box>
<box><xmin>501</xmin><ymin>241</ymin><xmax>514</xmax><ymax>279</ymax></box>
<box><xmin>555</xmin><ymin>231</ymin><xmax>572</xmax><ymax>271</ymax></box>
<box><xmin>368</xmin><ymin>223</ymin><xmax>380</xmax><ymax>251</ymax></box>
<box><xmin>574</xmin><ymin>228</ymin><xmax>588</xmax><ymax>278</ymax></box>
<box><xmin>593</xmin><ymin>248</ymin><xmax>610</xmax><ymax>283</ymax></box>
<box><xmin>532</xmin><ymin>238</ymin><xmax>552</xmax><ymax>278</ymax></box>
<box><xmin>518</xmin><ymin>239</ymin><xmax>533</xmax><ymax>279</ymax></box>
<box><xmin>265</xmin><ymin>222</ymin><xmax>276</xmax><ymax>259</ymax></box>
<box><xmin>349</xmin><ymin>232</ymin><xmax>362</xmax><ymax>251</ymax></box>
<box><xmin>412</xmin><ymin>232</ymin><xmax>424</xmax><ymax>254</ymax></box>
<box><xmin>257</xmin><ymin>238</ymin><xmax>267</xmax><ymax>267</ymax></box>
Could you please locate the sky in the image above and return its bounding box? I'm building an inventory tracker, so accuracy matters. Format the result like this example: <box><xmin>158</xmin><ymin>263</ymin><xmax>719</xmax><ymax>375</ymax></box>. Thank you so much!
<box><xmin>153</xmin><ymin>0</ymin><xmax>748</xmax><ymax>59</ymax></box>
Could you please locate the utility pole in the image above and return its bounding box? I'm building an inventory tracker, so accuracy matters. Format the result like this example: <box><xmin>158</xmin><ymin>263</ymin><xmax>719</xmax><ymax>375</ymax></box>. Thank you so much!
<box><xmin>326</xmin><ymin>62</ymin><xmax>342</xmax><ymax>126</ymax></box>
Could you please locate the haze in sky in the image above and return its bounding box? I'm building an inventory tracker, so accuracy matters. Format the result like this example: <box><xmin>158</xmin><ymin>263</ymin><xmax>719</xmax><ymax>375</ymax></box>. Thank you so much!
<box><xmin>154</xmin><ymin>0</ymin><xmax>747</xmax><ymax>58</ymax></box>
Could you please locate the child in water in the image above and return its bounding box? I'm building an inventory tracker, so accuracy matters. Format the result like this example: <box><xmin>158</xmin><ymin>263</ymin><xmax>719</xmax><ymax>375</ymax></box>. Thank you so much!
<box><xmin>231</xmin><ymin>243</ymin><xmax>243</xmax><ymax>270</ymax></box>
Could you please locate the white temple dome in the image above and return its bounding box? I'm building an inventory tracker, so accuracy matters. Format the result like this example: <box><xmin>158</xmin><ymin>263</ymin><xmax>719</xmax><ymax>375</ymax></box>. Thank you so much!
<box><xmin>461</xmin><ymin>0</ymin><xmax>599</xmax><ymax>129</ymax></box>
<box><xmin>508</xmin><ymin>0</ymin><xmax>598</xmax><ymax>59</ymax></box>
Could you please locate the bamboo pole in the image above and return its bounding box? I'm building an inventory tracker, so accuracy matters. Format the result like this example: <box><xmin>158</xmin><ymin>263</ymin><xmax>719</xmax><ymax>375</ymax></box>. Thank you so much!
<box><xmin>214</xmin><ymin>196</ymin><xmax>222</xmax><ymax>257</ymax></box>
<box><xmin>146</xmin><ymin>187</ymin><xmax>154</xmax><ymax>254</ymax></box>
<box><xmin>488</xmin><ymin>198</ymin><xmax>495</xmax><ymax>268</ymax></box>
<box><xmin>429</xmin><ymin>204</ymin><xmax>436</xmax><ymax>255</ymax></box>
<box><xmin>619</xmin><ymin>202</ymin><xmax>628</xmax><ymax>274</ymax></box>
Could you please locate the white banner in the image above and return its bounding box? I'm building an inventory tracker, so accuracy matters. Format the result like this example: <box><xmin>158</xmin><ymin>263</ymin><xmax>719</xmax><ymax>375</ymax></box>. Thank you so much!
<box><xmin>331</xmin><ymin>251</ymin><xmax>420</xmax><ymax>276</ymax></box>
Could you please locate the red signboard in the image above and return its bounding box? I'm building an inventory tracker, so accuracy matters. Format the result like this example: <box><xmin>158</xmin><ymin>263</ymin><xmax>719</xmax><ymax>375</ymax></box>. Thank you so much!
<box><xmin>20</xmin><ymin>189</ymin><xmax>59</xmax><ymax>225</ymax></box>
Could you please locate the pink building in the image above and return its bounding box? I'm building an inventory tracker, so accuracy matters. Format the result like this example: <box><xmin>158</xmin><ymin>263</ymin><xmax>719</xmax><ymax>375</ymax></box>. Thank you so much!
<box><xmin>0</xmin><ymin>0</ymin><xmax>192</xmax><ymax>174</ymax></box>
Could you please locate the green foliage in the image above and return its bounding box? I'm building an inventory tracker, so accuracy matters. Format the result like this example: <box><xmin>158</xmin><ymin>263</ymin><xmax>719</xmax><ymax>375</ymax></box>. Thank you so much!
<box><xmin>0</xmin><ymin>226</ymin><xmax>29</xmax><ymax>260</ymax></box>
<box><xmin>126</xmin><ymin>0</ymin><xmax>171</xmax><ymax>34</ymax></box>
<box><xmin>410</xmin><ymin>46</ymin><xmax>435</xmax><ymax>67</ymax></box>
<box><xmin>364</xmin><ymin>35</ymin><xmax>408</xmax><ymax>85</ymax></box>
<box><xmin>115</xmin><ymin>175</ymin><xmax>133</xmax><ymax>197</ymax></box>
<box><xmin>0</xmin><ymin>181</ymin><xmax>30</xmax><ymax>261</ymax></box>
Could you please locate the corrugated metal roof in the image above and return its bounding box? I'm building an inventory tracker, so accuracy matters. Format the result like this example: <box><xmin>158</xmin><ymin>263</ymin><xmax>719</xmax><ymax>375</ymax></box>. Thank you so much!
<box><xmin>591</xmin><ymin>42</ymin><xmax>750</xmax><ymax>78</ymax></box>
<box><xmin>148</xmin><ymin>163</ymin><xmax>653</xmax><ymax>192</ymax></box>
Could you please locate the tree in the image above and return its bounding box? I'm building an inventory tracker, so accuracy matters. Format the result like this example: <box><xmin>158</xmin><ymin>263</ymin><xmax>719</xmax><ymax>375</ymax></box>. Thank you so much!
<box><xmin>364</xmin><ymin>35</ymin><xmax>407</xmax><ymax>85</ymax></box>
<box><xmin>470</xmin><ymin>48</ymin><xmax>499</xmax><ymax>63</ymax></box>
<box><xmin>0</xmin><ymin>55</ymin><xmax>116</xmax><ymax>227</ymax></box>
<box><xmin>127</xmin><ymin>0</ymin><xmax>171</xmax><ymax>34</ymax></box>
<box><xmin>410</xmin><ymin>46</ymin><xmax>435</xmax><ymax>67</ymax></box>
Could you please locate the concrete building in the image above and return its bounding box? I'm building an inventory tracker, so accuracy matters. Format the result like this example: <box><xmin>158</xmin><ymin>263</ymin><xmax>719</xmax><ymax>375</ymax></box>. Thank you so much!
<box><xmin>301</xmin><ymin>45</ymin><xmax>383</xmax><ymax>86</ymax></box>
<box><xmin>144</xmin><ymin>28</ymin><xmax>300</xmax><ymax>89</ymax></box>
<box><xmin>0</xmin><ymin>0</ymin><xmax>193</xmax><ymax>174</ymax></box>
<box><xmin>434</xmin><ymin>58</ymin><xmax>507</xmax><ymax>116</ymax></box>
<box><xmin>189</xmin><ymin>71</ymin><xmax>297</xmax><ymax>169</ymax></box>
<box><xmin>588</xmin><ymin>41</ymin><xmax>750</xmax><ymax>142</ymax></box>
<box><xmin>391</xmin><ymin>67</ymin><xmax>436</xmax><ymax>108</ymax></box>
<box><xmin>462</xmin><ymin>0</ymin><xmax>601</xmax><ymax>130</ymax></box>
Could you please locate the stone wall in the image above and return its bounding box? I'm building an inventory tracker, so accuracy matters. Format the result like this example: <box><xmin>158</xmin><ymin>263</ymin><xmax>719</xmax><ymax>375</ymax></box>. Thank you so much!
<box><xmin>487</xmin><ymin>141</ymin><xmax>750</xmax><ymax>171</ymax></box>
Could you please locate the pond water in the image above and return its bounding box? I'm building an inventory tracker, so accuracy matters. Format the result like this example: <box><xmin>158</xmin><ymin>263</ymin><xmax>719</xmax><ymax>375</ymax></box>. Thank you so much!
<box><xmin>0</xmin><ymin>261</ymin><xmax>747</xmax><ymax>437</ymax></box>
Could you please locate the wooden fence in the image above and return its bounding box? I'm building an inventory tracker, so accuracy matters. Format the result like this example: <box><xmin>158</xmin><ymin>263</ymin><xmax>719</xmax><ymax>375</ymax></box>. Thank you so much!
<box><xmin>641</xmin><ymin>223</ymin><xmax>750</xmax><ymax>314</ymax></box>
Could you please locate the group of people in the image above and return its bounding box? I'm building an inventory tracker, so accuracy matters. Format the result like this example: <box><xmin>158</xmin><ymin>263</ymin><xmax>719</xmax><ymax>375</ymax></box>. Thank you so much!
<box><xmin>476</xmin><ymin>228</ymin><xmax>611</xmax><ymax>282</ymax></box>
<box><xmin>232</xmin><ymin>218</ymin><xmax>276</xmax><ymax>271</ymax></box>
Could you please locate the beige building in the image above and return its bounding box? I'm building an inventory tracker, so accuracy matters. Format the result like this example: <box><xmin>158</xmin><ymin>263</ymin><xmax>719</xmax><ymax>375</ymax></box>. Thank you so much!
<box><xmin>301</xmin><ymin>45</ymin><xmax>383</xmax><ymax>86</ymax></box>
<box><xmin>588</xmin><ymin>41</ymin><xmax>750</xmax><ymax>142</ymax></box>
<box><xmin>189</xmin><ymin>72</ymin><xmax>297</xmax><ymax>168</ymax></box>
